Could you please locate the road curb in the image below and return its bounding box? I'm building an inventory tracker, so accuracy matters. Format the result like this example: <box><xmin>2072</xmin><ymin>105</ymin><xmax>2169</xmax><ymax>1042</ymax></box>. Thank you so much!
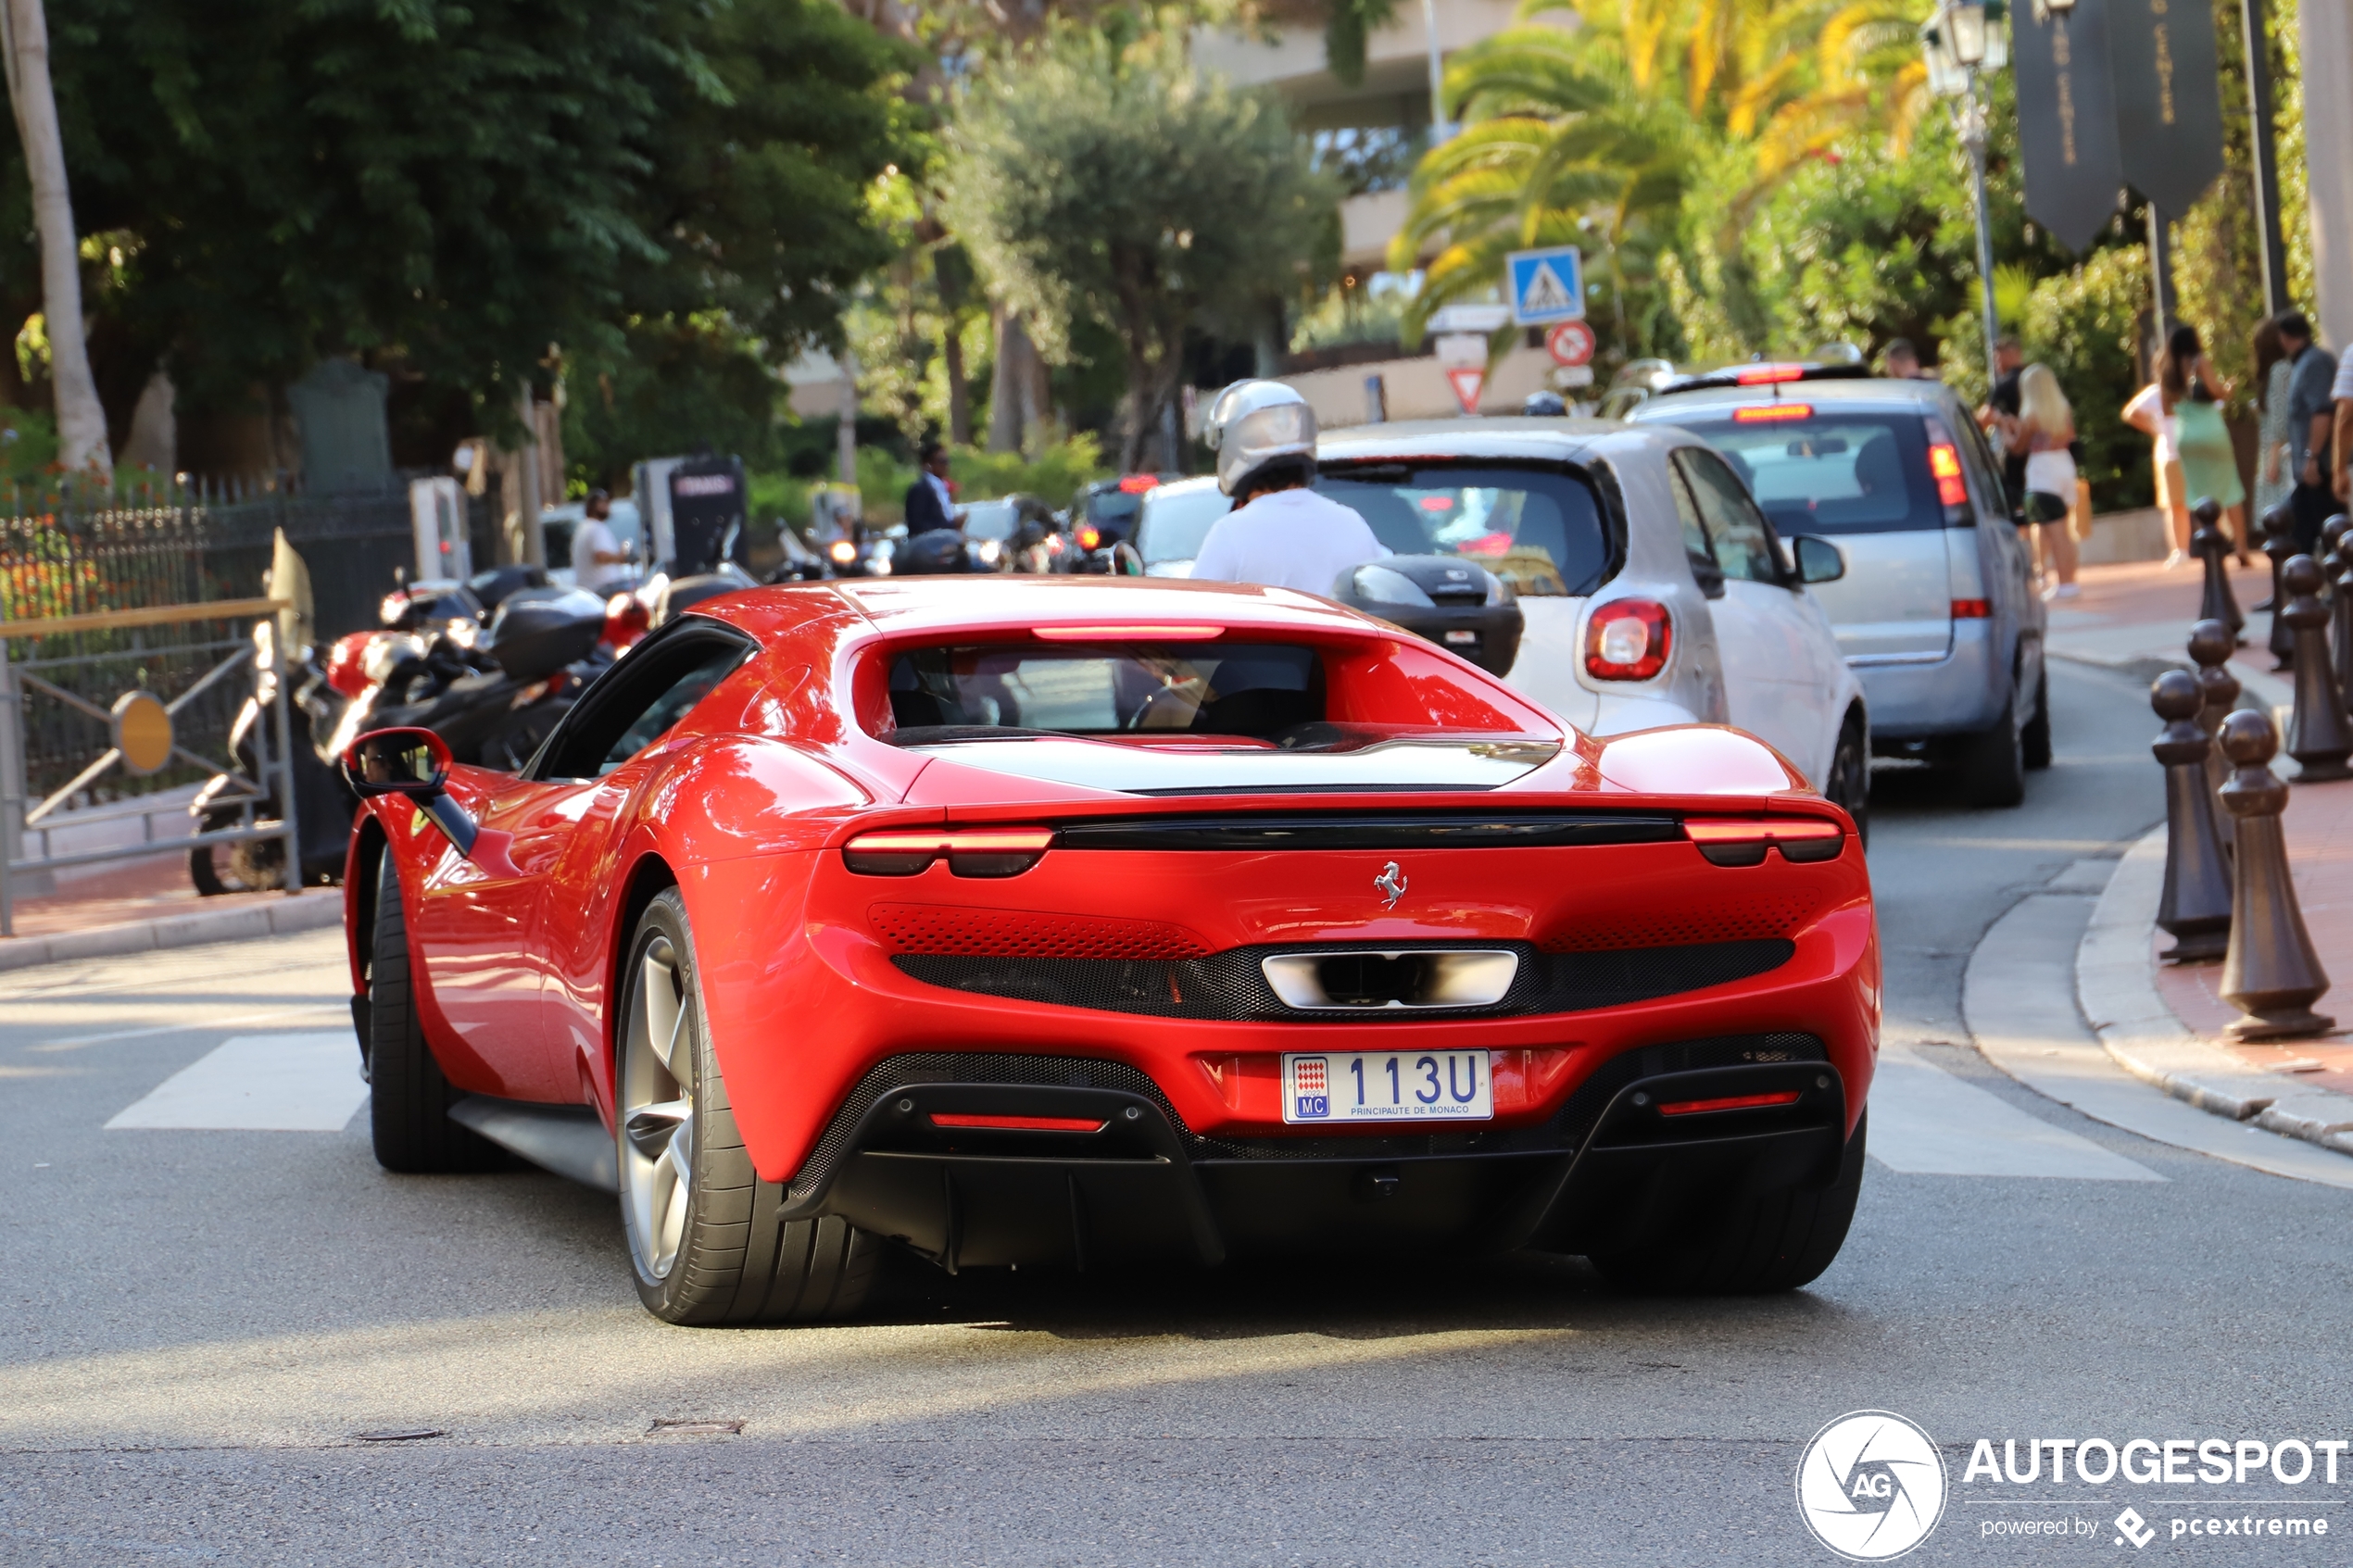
<box><xmin>2077</xmin><ymin>830</ymin><xmax>2353</xmax><ymax>1159</ymax></box>
<box><xmin>0</xmin><ymin>890</ymin><xmax>346</xmax><ymax>974</ymax></box>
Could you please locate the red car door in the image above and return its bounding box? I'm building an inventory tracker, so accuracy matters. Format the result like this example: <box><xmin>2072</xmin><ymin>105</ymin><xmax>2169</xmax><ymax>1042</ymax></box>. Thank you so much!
<box><xmin>410</xmin><ymin>777</ymin><xmax>577</xmax><ymax>1102</ymax></box>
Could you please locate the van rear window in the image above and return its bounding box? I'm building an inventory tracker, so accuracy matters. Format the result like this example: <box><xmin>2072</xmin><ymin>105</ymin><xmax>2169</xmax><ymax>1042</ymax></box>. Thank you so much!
<box><xmin>1666</xmin><ymin>413</ymin><xmax>1945</xmax><ymax>535</ymax></box>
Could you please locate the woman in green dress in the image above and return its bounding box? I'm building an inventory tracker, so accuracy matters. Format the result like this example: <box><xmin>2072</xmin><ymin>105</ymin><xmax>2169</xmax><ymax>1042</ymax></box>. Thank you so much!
<box><xmin>2161</xmin><ymin>323</ymin><xmax>2248</xmax><ymax>562</ymax></box>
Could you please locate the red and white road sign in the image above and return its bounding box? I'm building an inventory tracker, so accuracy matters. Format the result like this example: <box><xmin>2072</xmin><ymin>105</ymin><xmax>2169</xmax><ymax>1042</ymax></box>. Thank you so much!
<box><xmin>1546</xmin><ymin>320</ymin><xmax>1596</xmax><ymax>368</ymax></box>
<box><xmin>1444</xmin><ymin>366</ymin><xmax>1487</xmax><ymax>415</ymax></box>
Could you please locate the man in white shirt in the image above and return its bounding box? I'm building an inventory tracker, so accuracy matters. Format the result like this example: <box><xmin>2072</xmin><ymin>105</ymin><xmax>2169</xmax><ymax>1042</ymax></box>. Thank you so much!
<box><xmin>570</xmin><ymin>490</ymin><xmax>635</xmax><ymax>591</ymax></box>
<box><xmin>1189</xmin><ymin>381</ymin><xmax>1387</xmax><ymax>596</ymax></box>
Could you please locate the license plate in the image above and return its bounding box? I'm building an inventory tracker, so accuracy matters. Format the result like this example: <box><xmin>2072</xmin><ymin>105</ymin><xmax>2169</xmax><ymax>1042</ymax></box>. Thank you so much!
<box><xmin>1281</xmin><ymin>1050</ymin><xmax>1493</xmax><ymax>1123</ymax></box>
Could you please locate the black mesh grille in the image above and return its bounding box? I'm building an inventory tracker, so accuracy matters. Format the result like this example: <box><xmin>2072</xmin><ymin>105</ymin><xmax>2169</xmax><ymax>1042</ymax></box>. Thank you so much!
<box><xmin>786</xmin><ymin>1034</ymin><xmax>1828</xmax><ymax>1194</ymax></box>
<box><xmin>787</xmin><ymin>1053</ymin><xmax>1189</xmax><ymax>1203</ymax></box>
<box><xmin>893</xmin><ymin>938</ymin><xmax>1793</xmax><ymax>1021</ymax></box>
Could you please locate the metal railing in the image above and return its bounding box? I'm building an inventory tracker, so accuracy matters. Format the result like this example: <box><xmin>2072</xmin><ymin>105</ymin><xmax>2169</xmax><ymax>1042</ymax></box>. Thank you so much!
<box><xmin>0</xmin><ymin>599</ymin><xmax>300</xmax><ymax>936</ymax></box>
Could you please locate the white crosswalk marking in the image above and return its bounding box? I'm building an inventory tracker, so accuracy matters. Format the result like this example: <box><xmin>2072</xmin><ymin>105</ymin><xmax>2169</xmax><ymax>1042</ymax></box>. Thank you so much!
<box><xmin>106</xmin><ymin>1034</ymin><xmax>369</xmax><ymax>1132</ymax></box>
<box><xmin>1868</xmin><ymin>1044</ymin><xmax>2162</xmax><ymax>1180</ymax></box>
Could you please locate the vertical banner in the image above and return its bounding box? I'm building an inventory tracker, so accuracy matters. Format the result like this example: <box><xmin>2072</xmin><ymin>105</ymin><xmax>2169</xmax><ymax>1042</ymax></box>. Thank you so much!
<box><xmin>2107</xmin><ymin>0</ymin><xmax>2226</xmax><ymax>217</ymax></box>
<box><xmin>2012</xmin><ymin>0</ymin><xmax>2125</xmax><ymax>251</ymax></box>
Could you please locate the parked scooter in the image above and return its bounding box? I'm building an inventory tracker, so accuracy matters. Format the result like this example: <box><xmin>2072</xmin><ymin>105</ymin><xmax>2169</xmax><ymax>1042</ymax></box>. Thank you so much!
<box><xmin>189</xmin><ymin>621</ymin><xmax>359</xmax><ymax>894</ymax></box>
<box><xmin>328</xmin><ymin>587</ymin><xmax>612</xmax><ymax>773</ymax></box>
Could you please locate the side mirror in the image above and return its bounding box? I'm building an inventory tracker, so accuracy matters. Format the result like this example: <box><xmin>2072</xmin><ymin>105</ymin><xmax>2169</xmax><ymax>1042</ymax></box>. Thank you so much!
<box><xmin>341</xmin><ymin>726</ymin><xmax>477</xmax><ymax>854</ymax></box>
<box><xmin>342</xmin><ymin>727</ymin><xmax>451</xmax><ymax>798</ymax></box>
<box><xmin>1791</xmin><ymin>534</ymin><xmax>1846</xmax><ymax>584</ymax></box>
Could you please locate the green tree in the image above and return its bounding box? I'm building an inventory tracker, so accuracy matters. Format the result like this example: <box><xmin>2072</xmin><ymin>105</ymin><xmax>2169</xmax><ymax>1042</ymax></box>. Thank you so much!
<box><xmin>9</xmin><ymin>0</ymin><xmax>913</xmax><ymax>446</ymax></box>
<box><xmin>944</xmin><ymin>30</ymin><xmax>1336</xmax><ymax>469</ymax></box>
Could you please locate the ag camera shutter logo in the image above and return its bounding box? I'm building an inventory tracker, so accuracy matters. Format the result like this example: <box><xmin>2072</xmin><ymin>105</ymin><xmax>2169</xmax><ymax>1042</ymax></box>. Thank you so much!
<box><xmin>1795</xmin><ymin>1411</ymin><xmax>1948</xmax><ymax>1560</ymax></box>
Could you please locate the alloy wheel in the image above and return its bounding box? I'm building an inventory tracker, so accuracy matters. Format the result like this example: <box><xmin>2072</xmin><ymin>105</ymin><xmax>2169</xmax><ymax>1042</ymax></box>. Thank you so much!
<box><xmin>620</xmin><ymin>933</ymin><xmax>696</xmax><ymax>1282</ymax></box>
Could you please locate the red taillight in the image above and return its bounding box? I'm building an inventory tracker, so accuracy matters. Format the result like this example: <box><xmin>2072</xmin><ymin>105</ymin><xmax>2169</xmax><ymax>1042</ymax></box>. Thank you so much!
<box><xmin>1950</xmin><ymin>598</ymin><xmax>1991</xmax><ymax>619</ymax></box>
<box><xmin>1733</xmin><ymin>403</ymin><xmax>1813</xmax><ymax>422</ymax></box>
<box><xmin>325</xmin><ymin>633</ymin><xmax>376</xmax><ymax>698</ymax></box>
<box><xmin>1657</xmin><ymin>1090</ymin><xmax>1804</xmax><ymax>1117</ymax></box>
<box><xmin>1928</xmin><ymin>442</ymin><xmax>1969</xmax><ymax>507</ymax></box>
<box><xmin>1034</xmin><ymin>624</ymin><xmax>1223</xmax><ymax>641</ymax></box>
<box><xmin>1076</xmin><ymin>525</ymin><xmax>1101</xmax><ymax>549</ymax></box>
<box><xmin>1736</xmin><ymin>363</ymin><xmax>1806</xmax><ymax>384</ymax></box>
<box><xmin>842</xmin><ymin>827</ymin><xmax>1054</xmax><ymax>878</ymax></box>
<box><xmin>1584</xmin><ymin>599</ymin><xmax>1671</xmax><ymax>681</ymax></box>
<box><xmin>929</xmin><ymin>1113</ymin><xmax>1107</xmax><ymax>1133</ymax></box>
<box><xmin>1117</xmin><ymin>473</ymin><xmax>1159</xmax><ymax>494</ymax></box>
<box><xmin>1684</xmin><ymin>817</ymin><xmax>1845</xmax><ymax>865</ymax></box>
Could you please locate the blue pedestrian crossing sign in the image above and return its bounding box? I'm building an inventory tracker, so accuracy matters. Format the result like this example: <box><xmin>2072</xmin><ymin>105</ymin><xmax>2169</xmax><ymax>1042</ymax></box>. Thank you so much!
<box><xmin>1505</xmin><ymin>246</ymin><xmax>1584</xmax><ymax>325</ymax></box>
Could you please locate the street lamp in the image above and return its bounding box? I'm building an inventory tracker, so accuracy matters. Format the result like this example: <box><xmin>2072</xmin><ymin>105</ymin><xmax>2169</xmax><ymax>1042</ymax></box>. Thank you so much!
<box><xmin>1922</xmin><ymin>0</ymin><xmax>2007</xmax><ymax>384</ymax></box>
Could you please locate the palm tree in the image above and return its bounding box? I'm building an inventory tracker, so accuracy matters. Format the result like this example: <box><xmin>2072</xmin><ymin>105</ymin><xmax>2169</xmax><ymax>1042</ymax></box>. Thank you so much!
<box><xmin>1390</xmin><ymin>0</ymin><xmax>1927</xmax><ymax>346</ymax></box>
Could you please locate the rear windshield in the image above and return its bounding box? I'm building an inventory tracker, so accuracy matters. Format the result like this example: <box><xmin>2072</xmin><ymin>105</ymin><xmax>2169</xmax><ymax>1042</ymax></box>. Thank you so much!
<box><xmin>1658</xmin><ymin>411</ymin><xmax>1944</xmax><ymax>535</ymax></box>
<box><xmin>1084</xmin><ymin>489</ymin><xmax>1142</xmax><ymax>527</ymax></box>
<box><xmin>887</xmin><ymin>643</ymin><xmax>1323</xmax><ymax>742</ymax></box>
<box><xmin>1138</xmin><ymin>485</ymin><xmax>1232</xmax><ymax>566</ymax></box>
<box><xmin>1313</xmin><ymin>463</ymin><xmax>1609</xmax><ymax>596</ymax></box>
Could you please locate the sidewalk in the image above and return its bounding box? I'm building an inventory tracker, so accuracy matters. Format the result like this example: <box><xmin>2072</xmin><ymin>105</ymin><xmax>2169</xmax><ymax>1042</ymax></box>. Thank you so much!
<box><xmin>0</xmin><ymin>846</ymin><xmax>343</xmax><ymax>972</ymax></box>
<box><xmin>2050</xmin><ymin>560</ymin><xmax>2353</xmax><ymax>1160</ymax></box>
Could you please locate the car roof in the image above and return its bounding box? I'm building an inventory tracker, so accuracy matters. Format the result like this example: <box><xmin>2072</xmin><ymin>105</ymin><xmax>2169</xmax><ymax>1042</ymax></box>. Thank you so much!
<box><xmin>700</xmin><ymin>575</ymin><xmax>1380</xmax><ymax>644</ymax></box>
<box><xmin>1316</xmin><ymin>417</ymin><xmax>1685</xmax><ymax>465</ymax></box>
<box><xmin>1629</xmin><ymin>377</ymin><xmax>1962</xmax><ymax>420</ymax></box>
<box><xmin>1145</xmin><ymin>474</ymin><xmax>1221</xmax><ymax>496</ymax></box>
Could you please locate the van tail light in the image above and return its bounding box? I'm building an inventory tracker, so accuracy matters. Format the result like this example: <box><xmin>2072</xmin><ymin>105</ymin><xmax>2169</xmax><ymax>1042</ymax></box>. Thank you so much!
<box><xmin>1926</xmin><ymin>438</ymin><xmax>1969</xmax><ymax>508</ymax></box>
<box><xmin>1584</xmin><ymin>599</ymin><xmax>1671</xmax><ymax>681</ymax></box>
<box><xmin>1076</xmin><ymin>524</ymin><xmax>1101</xmax><ymax>550</ymax></box>
<box><xmin>1683</xmin><ymin>817</ymin><xmax>1845</xmax><ymax>866</ymax></box>
<box><xmin>843</xmin><ymin>827</ymin><xmax>1054</xmax><ymax>878</ymax></box>
<box><xmin>1950</xmin><ymin>598</ymin><xmax>1991</xmax><ymax>619</ymax></box>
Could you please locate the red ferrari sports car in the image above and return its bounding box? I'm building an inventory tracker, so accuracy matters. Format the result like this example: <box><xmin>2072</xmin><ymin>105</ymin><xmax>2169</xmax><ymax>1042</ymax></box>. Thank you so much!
<box><xmin>339</xmin><ymin>577</ymin><xmax>1877</xmax><ymax>1324</ymax></box>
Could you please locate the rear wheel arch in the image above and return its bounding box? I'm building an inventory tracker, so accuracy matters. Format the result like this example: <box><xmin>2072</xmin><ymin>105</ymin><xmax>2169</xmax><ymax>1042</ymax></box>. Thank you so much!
<box><xmin>349</xmin><ymin>815</ymin><xmax>389</xmax><ymax>990</ymax></box>
<box><xmin>609</xmin><ymin>854</ymin><xmax>682</xmax><ymax>1060</ymax></box>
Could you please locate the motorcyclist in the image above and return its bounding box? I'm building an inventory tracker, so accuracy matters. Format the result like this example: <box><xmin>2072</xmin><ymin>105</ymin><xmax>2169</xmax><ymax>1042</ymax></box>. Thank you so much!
<box><xmin>1189</xmin><ymin>381</ymin><xmax>1387</xmax><ymax>595</ymax></box>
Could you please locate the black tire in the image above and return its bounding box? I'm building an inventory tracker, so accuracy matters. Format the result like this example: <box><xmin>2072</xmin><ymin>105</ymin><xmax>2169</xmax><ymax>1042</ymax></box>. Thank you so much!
<box><xmin>2021</xmin><ymin>664</ymin><xmax>2053</xmax><ymax>771</ymax></box>
<box><xmin>1589</xmin><ymin>1110</ymin><xmax>1868</xmax><ymax>1294</ymax></box>
<box><xmin>1824</xmin><ymin>710</ymin><xmax>1869</xmax><ymax>849</ymax></box>
<box><xmin>618</xmin><ymin>889</ymin><xmax>883</xmax><ymax>1325</ymax></box>
<box><xmin>1957</xmin><ymin>700</ymin><xmax>2027</xmax><ymax>809</ymax></box>
<box><xmin>368</xmin><ymin>848</ymin><xmax>510</xmax><ymax>1173</ymax></box>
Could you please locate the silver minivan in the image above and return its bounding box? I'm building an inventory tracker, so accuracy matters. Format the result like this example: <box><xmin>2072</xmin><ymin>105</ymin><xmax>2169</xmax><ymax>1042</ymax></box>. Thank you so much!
<box><xmin>1629</xmin><ymin>370</ymin><xmax>2046</xmax><ymax>807</ymax></box>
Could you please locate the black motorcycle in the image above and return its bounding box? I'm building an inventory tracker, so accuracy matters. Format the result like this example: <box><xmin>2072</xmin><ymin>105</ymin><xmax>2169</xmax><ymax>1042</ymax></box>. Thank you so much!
<box><xmin>344</xmin><ymin>587</ymin><xmax>613</xmax><ymax>772</ymax></box>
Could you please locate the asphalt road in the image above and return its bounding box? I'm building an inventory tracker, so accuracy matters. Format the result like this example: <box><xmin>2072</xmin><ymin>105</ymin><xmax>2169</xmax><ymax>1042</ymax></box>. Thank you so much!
<box><xmin>6</xmin><ymin>658</ymin><xmax>2351</xmax><ymax>1567</ymax></box>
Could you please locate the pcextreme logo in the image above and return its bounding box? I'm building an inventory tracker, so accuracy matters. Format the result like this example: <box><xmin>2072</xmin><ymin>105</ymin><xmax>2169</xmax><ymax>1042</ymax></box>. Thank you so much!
<box><xmin>1796</xmin><ymin>1411</ymin><xmax>1951</xmax><ymax>1561</ymax></box>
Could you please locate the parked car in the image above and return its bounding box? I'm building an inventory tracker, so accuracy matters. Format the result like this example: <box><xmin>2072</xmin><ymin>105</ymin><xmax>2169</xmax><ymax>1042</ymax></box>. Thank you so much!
<box><xmin>1628</xmin><ymin>364</ymin><xmax>2046</xmax><ymax>807</ymax></box>
<box><xmin>338</xmin><ymin>576</ymin><xmax>1877</xmax><ymax>1323</ymax></box>
<box><xmin>1063</xmin><ymin>474</ymin><xmax>1174</xmax><ymax>568</ymax></box>
<box><xmin>1313</xmin><ymin>420</ymin><xmax>1871</xmax><ymax>833</ymax></box>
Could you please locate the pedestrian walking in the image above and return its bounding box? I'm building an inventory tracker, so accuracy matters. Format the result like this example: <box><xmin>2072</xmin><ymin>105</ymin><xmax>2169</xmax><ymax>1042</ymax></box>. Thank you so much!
<box><xmin>2122</xmin><ymin>378</ymin><xmax>2188</xmax><ymax>567</ymax></box>
<box><xmin>2273</xmin><ymin>312</ymin><xmax>2337</xmax><ymax>551</ymax></box>
<box><xmin>2159</xmin><ymin>324</ymin><xmax>2250</xmax><ymax>567</ymax></box>
<box><xmin>2252</xmin><ymin>317</ymin><xmax>2296</xmax><ymax>536</ymax></box>
<box><xmin>1977</xmin><ymin>335</ymin><xmax>2029</xmax><ymax>521</ymax></box>
<box><xmin>2005</xmin><ymin>364</ymin><xmax>2081</xmax><ymax>598</ymax></box>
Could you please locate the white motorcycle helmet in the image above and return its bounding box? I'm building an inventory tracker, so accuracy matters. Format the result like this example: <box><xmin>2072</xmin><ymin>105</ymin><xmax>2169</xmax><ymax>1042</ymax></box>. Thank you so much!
<box><xmin>1204</xmin><ymin>380</ymin><xmax>1318</xmax><ymax>498</ymax></box>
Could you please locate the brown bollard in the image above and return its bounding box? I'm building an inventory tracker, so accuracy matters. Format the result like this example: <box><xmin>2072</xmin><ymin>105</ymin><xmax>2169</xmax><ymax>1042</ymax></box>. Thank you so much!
<box><xmin>2193</xmin><ymin>499</ymin><xmax>2244</xmax><ymax>640</ymax></box>
<box><xmin>2216</xmin><ymin>709</ymin><xmax>2334</xmax><ymax>1039</ymax></box>
<box><xmin>2187</xmin><ymin>619</ymin><xmax>2239</xmax><ymax>851</ymax></box>
<box><xmin>2261</xmin><ymin>502</ymin><xmax>2299</xmax><ymax>668</ymax></box>
<box><xmin>2326</xmin><ymin>515</ymin><xmax>2353</xmax><ymax>705</ymax></box>
<box><xmin>2282</xmin><ymin>555</ymin><xmax>2353</xmax><ymax>781</ymax></box>
<box><xmin>2151</xmin><ymin>671</ymin><xmax>2233</xmax><ymax>961</ymax></box>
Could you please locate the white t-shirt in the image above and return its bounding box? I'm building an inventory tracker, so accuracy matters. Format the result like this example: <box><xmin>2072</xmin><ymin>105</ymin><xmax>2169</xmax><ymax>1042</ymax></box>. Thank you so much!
<box><xmin>1189</xmin><ymin>486</ymin><xmax>1390</xmax><ymax>597</ymax></box>
<box><xmin>571</xmin><ymin>518</ymin><xmax>630</xmax><ymax>590</ymax></box>
<box><xmin>2334</xmin><ymin>351</ymin><xmax>2353</xmax><ymax>400</ymax></box>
